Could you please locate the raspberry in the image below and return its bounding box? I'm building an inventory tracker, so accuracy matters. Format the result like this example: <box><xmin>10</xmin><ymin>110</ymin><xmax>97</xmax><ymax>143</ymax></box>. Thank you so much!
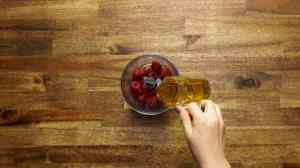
<box><xmin>148</xmin><ymin>71</ymin><xmax>159</xmax><ymax>79</ymax></box>
<box><xmin>132</xmin><ymin>68</ymin><xmax>144</xmax><ymax>80</ymax></box>
<box><xmin>144</xmin><ymin>88</ymin><xmax>156</xmax><ymax>97</ymax></box>
<box><xmin>146</xmin><ymin>96</ymin><xmax>159</xmax><ymax>109</ymax></box>
<box><xmin>151</xmin><ymin>59</ymin><xmax>162</xmax><ymax>73</ymax></box>
<box><xmin>138</xmin><ymin>94</ymin><xmax>146</xmax><ymax>105</ymax></box>
<box><xmin>130</xmin><ymin>81</ymin><xmax>143</xmax><ymax>95</ymax></box>
<box><xmin>142</xmin><ymin>64</ymin><xmax>152</xmax><ymax>76</ymax></box>
<box><xmin>160</xmin><ymin>66</ymin><xmax>172</xmax><ymax>79</ymax></box>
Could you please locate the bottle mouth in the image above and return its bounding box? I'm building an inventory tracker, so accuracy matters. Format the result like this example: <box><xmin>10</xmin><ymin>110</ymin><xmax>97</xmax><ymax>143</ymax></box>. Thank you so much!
<box><xmin>143</xmin><ymin>76</ymin><xmax>159</xmax><ymax>90</ymax></box>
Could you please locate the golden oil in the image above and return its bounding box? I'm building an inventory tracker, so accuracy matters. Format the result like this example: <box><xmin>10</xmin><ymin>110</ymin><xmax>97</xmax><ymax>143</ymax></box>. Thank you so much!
<box><xmin>157</xmin><ymin>76</ymin><xmax>211</xmax><ymax>108</ymax></box>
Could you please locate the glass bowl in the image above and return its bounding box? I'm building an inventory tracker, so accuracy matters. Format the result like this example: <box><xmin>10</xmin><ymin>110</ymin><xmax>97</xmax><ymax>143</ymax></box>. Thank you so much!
<box><xmin>121</xmin><ymin>55</ymin><xmax>179</xmax><ymax>115</ymax></box>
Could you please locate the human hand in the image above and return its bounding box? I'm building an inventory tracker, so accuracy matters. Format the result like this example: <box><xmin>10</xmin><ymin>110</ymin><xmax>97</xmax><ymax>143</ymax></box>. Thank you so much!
<box><xmin>176</xmin><ymin>100</ymin><xmax>230</xmax><ymax>168</ymax></box>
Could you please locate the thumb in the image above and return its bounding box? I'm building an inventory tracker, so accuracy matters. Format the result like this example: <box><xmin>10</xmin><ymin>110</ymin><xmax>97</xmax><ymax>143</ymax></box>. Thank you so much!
<box><xmin>176</xmin><ymin>106</ymin><xmax>192</xmax><ymax>136</ymax></box>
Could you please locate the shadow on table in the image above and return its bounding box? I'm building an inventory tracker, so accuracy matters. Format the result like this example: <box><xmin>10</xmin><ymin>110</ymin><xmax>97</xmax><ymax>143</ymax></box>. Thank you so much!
<box><xmin>126</xmin><ymin>108</ymin><xmax>180</xmax><ymax>127</ymax></box>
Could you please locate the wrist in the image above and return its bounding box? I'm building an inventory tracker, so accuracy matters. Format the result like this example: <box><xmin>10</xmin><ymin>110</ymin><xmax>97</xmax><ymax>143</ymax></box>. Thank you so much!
<box><xmin>200</xmin><ymin>156</ymin><xmax>230</xmax><ymax>168</ymax></box>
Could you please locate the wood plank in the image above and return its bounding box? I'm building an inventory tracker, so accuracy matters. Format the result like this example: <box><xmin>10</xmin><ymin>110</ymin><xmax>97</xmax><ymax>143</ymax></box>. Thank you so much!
<box><xmin>284</xmin><ymin>163</ymin><xmax>300</xmax><ymax>168</ymax></box>
<box><xmin>238</xmin><ymin>163</ymin><xmax>283</xmax><ymax>168</ymax></box>
<box><xmin>0</xmin><ymin>0</ymin><xmax>98</xmax><ymax>20</ymax></box>
<box><xmin>0</xmin><ymin>1</ymin><xmax>98</xmax><ymax>33</ymax></box>
<box><xmin>0</xmin><ymin>146</ymin><xmax>298</xmax><ymax>168</ymax></box>
<box><xmin>281</xmin><ymin>40</ymin><xmax>300</xmax><ymax>119</ymax></box>
<box><xmin>185</xmin><ymin>15</ymin><xmax>300</xmax><ymax>50</ymax></box>
<box><xmin>0</xmin><ymin>164</ymin><xmax>150</xmax><ymax>168</ymax></box>
<box><xmin>0</xmin><ymin>124</ymin><xmax>299</xmax><ymax>147</ymax></box>
<box><xmin>0</xmin><ymin>0</ymin><xmax>99</xmax><ymax>56</ymax></box>
<box><xmin>0</xmin><ymin>125</ymin><xmax>299</xmax><ymax>166</ymax></box>
<box><xmin>0</xmin><ymin>0</ymin><xmax>63</xmax><ymax>8</ymax></box>
<box><xmin>0</xmin><ymin>36</ymin><xmax>52</xmax><ymax>56</ymax></box>
<box><xmin>280</xmin><ymin>71</ymin><xmax>300</xmax><ymax>108</ymax></box>
<box><xmin>177</xmin><ymin>51</ymin><xmax>282</xmax><ymax>71</ymax></box>
<box><xmin>246</xmin><ymin>0</ymin><xmax>300</xmax><ymax>15</ymax></box>
<box><xmin>0</xmin><ymin>92</ymin><xmax>117</xmax><ymax>125</ymax></box>
<box><xmin>53</xmin><ymin>33</ymin><xmax>186</xmax><ymax>55</ymax></box>
<box><xmin>0</xmin><ymin>30</ymin><xmax>54</xmax><ymax>57</ymax></box>
<box><xmin>98</xmin><ymin>0</ymin><xmax>185</xmax><ymax>35</ymax></box>
<box><xmin>0</xmin><ymin>71</ymin><xmax>115</xmax><ymax>93</ymax></box>
<box><xmin>0</xmin><ymin>91</ymin><xmax>292</xmax><ymax>126</ymax></box>
<box><xmin>0</xmin><ymin>162</ymin><xmax>292</xmax><ymax>168</ymax></box>
<box><xmin>0</xmin><ymin>72</ymin><xmax>46</xmax><ymax>93</ymax></box>
<box><xmin>0</xmin><ymin>145</ymin><xmax>153</xmax><ymax>164</ymax></box>
<box><xmin>226</xmin><ymin>144</ymin><xmax>300</xmax><ymax>163</ymax></box>
<box><xmin>283</xmin><ymin>40</ymin><xmax>300</xmax><ymax>70</ymax></box>
<box><xmin>0</xmin><ymin>54</ymin><xmax>140</xmax><ymax>72</ymax></box>
<box><xmin>0</xmin><ymin>19</ymin><xmax>70</xmax><ymax>31</ymax></box>
<box><xmin>99</xmin><ymin>0</ymin><xmax>246</xmax><ymax>18</ymax></box>
<box><xmin>280</xmin><ymin>40</ymin><xmax>300</xmax><ymax>125</ymax></box>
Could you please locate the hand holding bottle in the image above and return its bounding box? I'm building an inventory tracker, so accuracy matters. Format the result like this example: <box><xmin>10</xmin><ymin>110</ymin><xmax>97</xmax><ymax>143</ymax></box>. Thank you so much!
<box><xmin>176</xmin><ymin>101</ymin><xmax>230</xmax><ymax>168</ymax></box>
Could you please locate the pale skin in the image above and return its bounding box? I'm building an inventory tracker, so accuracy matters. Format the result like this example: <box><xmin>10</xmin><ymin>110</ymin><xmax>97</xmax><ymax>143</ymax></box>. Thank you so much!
<box><xmin>176</xmin><ymin>100</ymin><xmax>230</xmax><ymax>168</ymax></box>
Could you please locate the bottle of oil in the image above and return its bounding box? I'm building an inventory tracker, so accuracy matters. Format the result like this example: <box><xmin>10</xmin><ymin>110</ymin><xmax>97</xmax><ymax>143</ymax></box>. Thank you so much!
<box><xmin>156</xmin><ymin>76</ymin><xmax>211</xmax><ymax>108</ymax></box>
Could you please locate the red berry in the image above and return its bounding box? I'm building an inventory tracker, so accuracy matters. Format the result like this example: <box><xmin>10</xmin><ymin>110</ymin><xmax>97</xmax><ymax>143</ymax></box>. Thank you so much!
<box><xmin>138</xmin><ymin>94</ymin><xmax>146</xmax><ymax>105</ymax></box>
<box><xmin>160</xmin><ymin>66</ymin><xmax>172</xmax><ymax>79</ymax></box>
<box><xmin>130</xmin><ymin>81</ymin><xmax>143</xmax><ymax>95</ymax></box>
<box><xmin>137</xmin><ymin>88</ymin><xmax>143</xmax><ymax>94</ymax></box>
<box><xmin>132</xmin><ymin>68</ymin><xmax>144</xmax><ymax>80</ymax></box>
<box><xmin>142</xmin><ymin>64</ymin><xmax>152</xmax><ymax>76</ymax></box>
<box><xmin>151</xmin><ymin>59</ymin><xmax>162</xmax><ymax>73</ymax></box>
<box><xmin>148</xmin><ymin>71</ymin><xmax>159</xmax><ymax>79</ymax></box>
<box><xmin>146</xmin><ymin>96</ymin><xmax>159</xmax><ymax>109</ymax></box>
<box><xmin>144</xmin><ymin>88</ymin><xmax>156</xmax><ymax>96</ymax></box>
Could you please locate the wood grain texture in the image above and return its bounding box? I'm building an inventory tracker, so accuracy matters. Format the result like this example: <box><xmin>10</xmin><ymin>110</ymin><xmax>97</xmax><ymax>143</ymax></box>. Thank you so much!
<box><xmin>247</xmin><ymin>0</ymin><xmax>300</xmax><ymax>14</ymax></box>
<box><xmin>0</xmin><ymin>163</ymin><xmax>294</xmax><ymax>168</ymax></box>
<box><xmin>0</xmin><ymin>123</ymin><xmax>299</xmax><ymax>167</ymax></box>
<box><xmin>0</xmin><ymin>0</ymin><xmax>300</xmax><ymax>167</ymax></box>
<box><xmin>185</xmin><ymin>15</ymin><xmax>300</xmax><ymax>50</ymax></box>
<box><xmin>0</xmin><ymin>123</ymin><xmax>299</xmax><ymax>147</ymax></box>
<box><xmin>280</xmin><ymin>71</ymin><xmax>300</xmax><ymax>108</ymax></box>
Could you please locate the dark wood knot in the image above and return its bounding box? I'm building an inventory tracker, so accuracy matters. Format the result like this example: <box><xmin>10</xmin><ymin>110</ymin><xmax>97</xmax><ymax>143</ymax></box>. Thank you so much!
<box><xmin>107</xmin><ymin>44</ymin><xmax>132</xmax><ymax>55</ymax></box>
<box><xmin>236</xmin><ymin>77</ymin><xmax>261</xmax><ymax>89</ymax></box>
<box><xmin>183</xmin><ymin>35</ymin><xmax>201</xmax><ymax>49</ymax></box>
<box><xmin>33</xmin><ymin>75</ymin><xmax>42</xmax><ymax>84</ymax></box>
<box><xmin>0</xmin><ymin>108</ymin><xmax>25</xmax><ymax>125</ymax></box>
<box><xmin>283</xmin><ymin>163</ymin><xmax>300</xmax><ymax>168</ymax></box>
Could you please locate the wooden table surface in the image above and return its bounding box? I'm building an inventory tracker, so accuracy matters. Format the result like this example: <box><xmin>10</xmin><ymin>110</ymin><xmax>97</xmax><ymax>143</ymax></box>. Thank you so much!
<box><xmin>0</xmin><ymin>0</ymin><xmax>300</xmax><ymax>168</ymax></box>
